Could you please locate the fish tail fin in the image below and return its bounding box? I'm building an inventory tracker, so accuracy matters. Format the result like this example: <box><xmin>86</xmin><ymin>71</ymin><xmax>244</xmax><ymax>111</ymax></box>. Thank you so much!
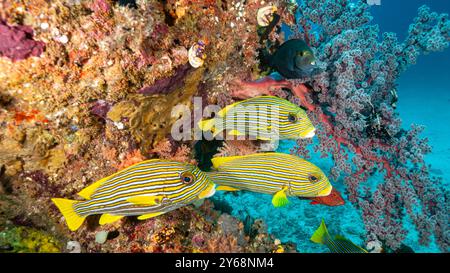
<box><xmin>51</xmin><ymin>198</ymin><xmax>86</xmax><ymax>231</ymax></box>
<box><xmin>310</xmin><ymin>219</ymin><xmax>329</xmax><ymax>244</ymax></box>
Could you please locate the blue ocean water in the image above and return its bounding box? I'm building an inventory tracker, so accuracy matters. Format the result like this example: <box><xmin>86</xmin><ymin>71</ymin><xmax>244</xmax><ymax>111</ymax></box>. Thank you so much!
<box><xmin>212</xmin><ymin>0</ymin><xmax>450</xmax><ymax>253</ymax></box>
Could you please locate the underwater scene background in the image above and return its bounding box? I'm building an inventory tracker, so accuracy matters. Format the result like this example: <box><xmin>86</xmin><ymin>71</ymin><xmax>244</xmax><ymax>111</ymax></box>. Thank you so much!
<box><xmin>0</xmin><ymin>0</ymin><xmax>448</xmax><ymax>253</ymax></box>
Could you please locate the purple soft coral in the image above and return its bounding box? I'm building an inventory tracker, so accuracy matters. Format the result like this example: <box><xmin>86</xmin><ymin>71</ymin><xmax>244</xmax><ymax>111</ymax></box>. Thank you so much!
<box><xmin>285</xmin><ymin>0</ymin><xmax>450</xmax><ymax>251</ymax></box>
<box><xmin>0</xmin><ymin>20</ymin><xmax>45</xmax><ymax>61</ymax></box>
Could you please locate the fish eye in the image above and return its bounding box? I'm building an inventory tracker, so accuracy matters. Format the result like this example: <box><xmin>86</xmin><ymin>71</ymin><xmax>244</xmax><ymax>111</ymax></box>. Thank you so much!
<box><xmin>308</xmin><ymin>174</ymin><xmax>320</xmax><ymax>183</ymax></box>
<box><xmin>180</xmin><ymin>172</ymin><xmax>195</xmax><ymax>185</ymax></box>
<box><xmin>288</xmin><ymin>113</ymin><xmax>298</xmax><ymax>123</ymax></box>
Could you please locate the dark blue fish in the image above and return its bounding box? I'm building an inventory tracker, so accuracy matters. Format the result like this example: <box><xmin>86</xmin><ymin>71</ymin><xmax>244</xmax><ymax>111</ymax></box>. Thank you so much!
<box><xmin>268</xmin><ymin>39</ymin><xmax>318</xmax><ymax>79</ymax></box>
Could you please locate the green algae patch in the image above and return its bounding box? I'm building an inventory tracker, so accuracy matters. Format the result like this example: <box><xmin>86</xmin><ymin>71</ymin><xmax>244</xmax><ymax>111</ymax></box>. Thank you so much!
<box><xmin>0</xmin><ymin>226</ymin><xmax>62</xmax><ymax>253</ymax></box>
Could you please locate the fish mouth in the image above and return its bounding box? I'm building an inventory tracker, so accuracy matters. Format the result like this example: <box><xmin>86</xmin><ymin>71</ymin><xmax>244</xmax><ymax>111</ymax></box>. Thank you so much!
<box><xmin>317</xmin><ymin>185</ymin><xmax>333</xmax><ymax>197</ymax></box>
<box><xmin>300</xmin><ymin>128</ymin><xmax>316</xmax><ymax>139</ymax></box>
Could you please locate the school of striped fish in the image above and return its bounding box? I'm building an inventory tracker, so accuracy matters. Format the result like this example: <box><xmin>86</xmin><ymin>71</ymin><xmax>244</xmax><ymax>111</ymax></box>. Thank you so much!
<box><xmin>52</xmin><ymin>89</ymin><xmax>362</xmax><ymax>251</ymax></box>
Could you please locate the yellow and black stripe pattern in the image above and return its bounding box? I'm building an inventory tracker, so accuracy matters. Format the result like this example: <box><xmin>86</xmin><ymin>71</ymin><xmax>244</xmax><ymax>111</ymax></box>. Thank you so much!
<box><xmin>209</xmin><ymin>153</ymin><xmax>332</xmax><ymax>198</ymax></box>
<box><xmin>311</xmin><ymin>220</ymin><xmax>368</xmax><ymax>253</ymax></box>
<box><xmin>74</xmin><ymin>160</ymin><xmax>212</xmax><ymax>216</ymax></box>
<box><xmin>51</xmin><ymin>159</ymin><xmax>215</xmax><ymax>231</ymax></box>
<box><xmin>198</xmin><ymin>96</ymin><xmax>316</xmax><ymax>140</ymax></box>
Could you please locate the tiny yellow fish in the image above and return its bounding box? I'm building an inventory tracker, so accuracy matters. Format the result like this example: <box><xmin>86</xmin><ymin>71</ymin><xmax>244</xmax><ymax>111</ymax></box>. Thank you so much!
<box><xmin>52</xmin><ymin>159</ymin><xmax>215</xmax><ymax>231</ymax></box>
<box><xmin>198</xmin><ymin>96</ymin><xmax>315</xmax><ymax>140</ymax></box>
<box><xmin>208</xmin><ymin>153</ymin><xmax>332</xmax><ymax>207</ymax></box>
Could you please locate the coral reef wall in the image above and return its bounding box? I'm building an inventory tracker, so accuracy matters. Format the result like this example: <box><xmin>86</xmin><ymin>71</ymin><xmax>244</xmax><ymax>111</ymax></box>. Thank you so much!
<box><xmin>0</xmin><ymin>0</ymin><xmax>296</xmax><ymax>253</ymax></box>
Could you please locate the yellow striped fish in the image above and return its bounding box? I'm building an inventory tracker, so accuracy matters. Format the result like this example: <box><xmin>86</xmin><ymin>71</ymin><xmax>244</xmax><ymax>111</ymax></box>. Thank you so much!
<box><xmin>208</xmin><ymin>153</ymin><xmax>332</xmax><ymax>207</ymax></box>
<box><xmin>311</xmin><ymin>220</ymin><xmax>368</xmax><ymax>253</ymax></box>
<box><xmin>198</xmin><ymin>96</ymin><xmax>315</xmax><ymax>140</ymax></box>
<box><xmin>52</xmin><ymin>160</ymin><xmax>215</xmax><ymax>231</ymax></box>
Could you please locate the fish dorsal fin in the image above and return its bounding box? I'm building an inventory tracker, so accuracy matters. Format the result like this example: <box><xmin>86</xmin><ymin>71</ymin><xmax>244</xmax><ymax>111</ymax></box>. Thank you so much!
<box><xmin>216</xmin><ymin>185</ymin><xmax>240</xmax><ymax>192</ymax></box>
<box><xmin>211</xmin><ymin>155</ymin><xmax>246</xmax><ymax>169</ymax></box>
<box><xmin>127</xmin><ymin>195</ymin><xmax>162</xmax><ymax>206</ymax></box>
<box><xmin>99</xmin><ymin>214</ymin><xmax>124</xmax><ymax>225</ymax></box>
<box><xmin>272</xmin><ymin>187</ymin><xmax>289</xmax><ymax>207</ymax></box>
<box><xmin>217</xmin><ymin>101</ymin><xmax>242</xmax><ymax>117</ymax></box>
<box><xmin>310</xmin><ymin>219</ymin><xmax>329</xmax><ymax>244</ymax></box>
<box><xmin>198</xmin><ymin>183</ymin><xmax>216</xmax><ymax>199</ymax></box>
<box><xmin>77</xmin><ymin>179</ymin><xmax>106</xmax><ymax>200</ymax></box>
<box><xmin>137</xmin><ymin>212</ymin><xmax>164</xmax><ymax>220</ymax></box>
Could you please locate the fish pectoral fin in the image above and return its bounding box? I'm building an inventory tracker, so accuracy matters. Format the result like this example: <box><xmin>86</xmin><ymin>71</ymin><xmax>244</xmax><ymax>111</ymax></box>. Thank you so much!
<box><xmin>216</xmin><ymin>185</ymin><xmax>240</xmax><ymax>192</ymax></box>
<box><xmin>127</xmin><ymin>195</ymin><xmax>162</xmax><ymax>206</ymax></box>
<box><xmin>137</xmin><ymin>212</ymin><xmax>164</xmax><ymax>220</ymax></box>
<box><xmin>272</xmin><ymin>187</ymin><xmax>289</xmax><ymax>207</ymax></box>
<box><xmin>99</xmin><ymin>214</ymin><xmax>124</xmax><ymax>225</ymax></box>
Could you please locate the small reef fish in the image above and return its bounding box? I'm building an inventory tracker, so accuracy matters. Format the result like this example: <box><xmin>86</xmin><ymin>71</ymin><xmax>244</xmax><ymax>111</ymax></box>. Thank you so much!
<box><xmin>311</xmin><ymin>220</ymin><xmax>368</xmax><ymax>253</ymax></box>
<box><xmin>303</xmin><ymin>187</ymin><xmax>345</xmax><ymax>206</ymax></box>
<box><xmin>209</xmin><ymin>153</ymin><xmax>332</xmax><ymax>207</ymax></box>
<box><xmin>52</xmin><ymin>160</ymin><xmax>215</xmax><ymax>231</ymax></box>
<box><xmin>198</xmin><ymin>96</ymin><xmax>316</xmax><ymax>140</ymax></box>
<box><xmin>268</xmin><ymin>39</ymin><xmax>318</xmax><ymax>79</ymax></box>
